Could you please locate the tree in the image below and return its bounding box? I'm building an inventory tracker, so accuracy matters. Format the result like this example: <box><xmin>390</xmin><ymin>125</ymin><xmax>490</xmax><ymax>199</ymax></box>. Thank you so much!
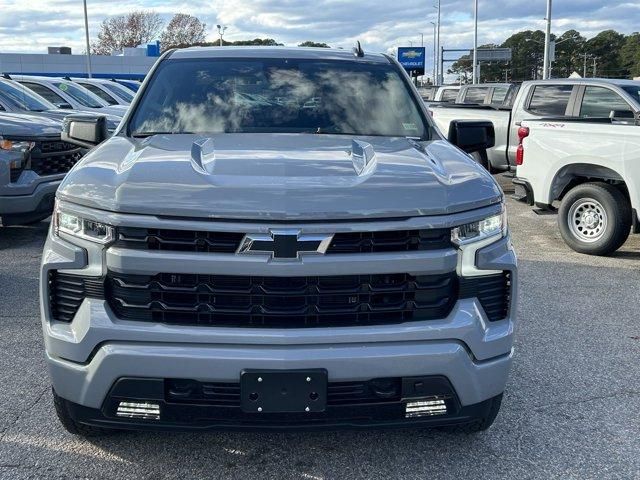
<box><xmin>448</xmin><ymin>44</ymin><xmax>506</xmax><ymax>84</ymax></box>
<box><xmin>298</xmin><ymin>41</ymin><xmax>330</xmax><ymax>48</ymax></box>
<box><xmin>620</xmin><ymin>32</ymin><xmax>640</xmax><ymax>78</ymax></box>
<box><xmin>160</xmin><ymin>14</ymin><xmax>206</xmax><ymax>51</ymax></box>
<box><xmin>92</xmin><ymin>11</ymin><xmax>163</xmax><ymax>55</ymax></box>
<box><xmin>550</xmin><ymin>30</ymin><xmax>586</xmax><ymax>78</ymax></box>
<box><xmin>586</xmin><ymin>30</ymin><xmax>626</xmax><ymax>77</ymax></box>
<box><xmin>501</xmin><ymin>30</ymin><xmax>547</xmax><ymax>81</ymax></box>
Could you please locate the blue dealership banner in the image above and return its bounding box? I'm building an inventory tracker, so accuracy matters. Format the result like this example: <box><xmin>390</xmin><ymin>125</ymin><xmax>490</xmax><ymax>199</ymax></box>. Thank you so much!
<box><xmin>397</xmin><ymin>47</ymin><xmax>426</xmax><ymax>76</ymax></box>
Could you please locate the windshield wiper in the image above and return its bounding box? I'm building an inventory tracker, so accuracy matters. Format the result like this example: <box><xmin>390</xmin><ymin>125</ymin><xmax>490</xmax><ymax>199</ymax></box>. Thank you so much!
<box><xmin>132</xmin><ymin>131</ymin><xmax>195</xmax><ymax>138</ymax></box>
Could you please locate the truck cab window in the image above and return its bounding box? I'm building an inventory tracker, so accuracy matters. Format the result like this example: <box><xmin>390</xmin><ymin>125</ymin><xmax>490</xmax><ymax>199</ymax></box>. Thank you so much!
<box><xmin>527</xmin><ymin>85</ymin><xmax>573</xmax><ymax>116</ymax></box>
<box><xmin>462</xmin><ymin>87</ymin><xmax>486</xmax><ymax>104</ymax></box>
<box><xmin>580</xmin><ymin>86</ymin><xmax>632</xmax><ymax>118</ymax></box>
<box><xmin>491</xmin><ymin>86</ymin><xmax>509</xmax><ymax>104</ymax></box>
<box><xmin>440</xmin><ymin>89</ymin><xmax>458</xmax><ymax>102</ymax></box>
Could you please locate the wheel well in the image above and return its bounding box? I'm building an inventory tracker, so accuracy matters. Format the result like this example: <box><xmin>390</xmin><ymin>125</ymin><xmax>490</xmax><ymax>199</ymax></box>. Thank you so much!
<box><xmin>551</xmin><ymin>164</ymin><xmax>628</xmax><ymax>202</ymax></box>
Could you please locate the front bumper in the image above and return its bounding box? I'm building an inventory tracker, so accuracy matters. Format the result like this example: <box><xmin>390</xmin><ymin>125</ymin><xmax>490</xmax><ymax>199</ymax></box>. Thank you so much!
<box><xmin>0</xmin><ymin>178</ymin><xmax>59</xmax><ymax>216</ymax></box>
<box><xmin>41</xmin><ymin>204</ymin><xmax>517</xmax><ymax>428</ymax></box>
<box><xmin>56</xmin><ymin>379</ymin><xmax>504</xmax><ymax>431</ymax></box>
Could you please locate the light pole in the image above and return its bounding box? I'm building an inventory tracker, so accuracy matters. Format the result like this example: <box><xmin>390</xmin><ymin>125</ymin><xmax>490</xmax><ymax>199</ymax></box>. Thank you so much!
<box><xmin>542</xmin><ymin>0</ymin><xmax>552</xmax><ymax>79</ymax></box>
<box><xmin>472</xmin><ymin>0</ymin><xmax>478</xmax><ymax>84</ymax></box>
<box><xmin>433</xmin><ymin>1</ymin><xmax>441</xmax><ymax>85</ymax></box>
<box><xmin>430</xmin><ymin>22</ymin><xmax>437</xmax><ymax>85</ymax></box>
<box><xmin>216</xmin><ymin>25</ymin><xmax>227</xmax><ymax>47</ymax></box>
<box><xmin>82</xmin><ymin>0</ymin><xmax>92</xmax><ymax>78</ymax></box>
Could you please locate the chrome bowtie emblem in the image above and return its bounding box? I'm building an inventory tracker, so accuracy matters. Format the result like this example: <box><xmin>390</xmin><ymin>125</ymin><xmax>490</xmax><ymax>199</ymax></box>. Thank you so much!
<box><xmin>237</xmin><ymin>229</ymin><xmax>333</xmax><ymax>259</ymax></box>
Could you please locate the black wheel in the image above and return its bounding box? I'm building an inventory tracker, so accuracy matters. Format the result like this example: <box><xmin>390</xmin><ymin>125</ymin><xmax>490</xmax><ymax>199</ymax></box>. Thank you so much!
<box><xmin>558</xmin><ymin>182</ymin><xmax>632</xmax><ymax>256</ymax></box>
<box><xmin>53</xmin><ymin>389</ymin><xmax>117</xmax><ymax>437</ymax></box>
<box><xmin>437</xmin><ymin>393</ymin><xmax>503</xmax><ymax>433</ymax></box>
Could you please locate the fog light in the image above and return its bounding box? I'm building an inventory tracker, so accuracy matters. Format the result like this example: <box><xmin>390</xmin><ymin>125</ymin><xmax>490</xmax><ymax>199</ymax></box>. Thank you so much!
<box><xmin>116</xmin><ymin>401</ymin><xmax>160</xmax><ymax>420</ymax></box>
<box><xmin>405</xmin><ymin>398</ymin><xmax>448</xmax><ymax>418</ymax></box>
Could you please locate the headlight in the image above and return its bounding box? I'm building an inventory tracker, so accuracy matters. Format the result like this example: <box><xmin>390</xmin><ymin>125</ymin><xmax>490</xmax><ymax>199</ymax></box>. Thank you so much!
<box><xmin>451</xmin><ymin>209</ymin><xmax>507</xmax><ymax>246</ymax></box>
<box><xmin>53</xmin><ymin>201</ymin><xmax>115</xmax><ymax>244</ymax></box>
<box><xmin>0</xmin><ymin>136</ymin><xmax>35</xmax><ymax>153</ymax></box>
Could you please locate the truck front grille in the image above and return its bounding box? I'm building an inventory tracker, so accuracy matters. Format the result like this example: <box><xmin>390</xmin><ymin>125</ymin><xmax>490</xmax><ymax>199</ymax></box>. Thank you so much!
<box><xmin>47</xmin><ymin>271</ymin><xmax>511</xmax><ymax>325</ymax></box>
<box><xmin>30</xmin><ymin>149</ymin><xmax>83</xmax><ymax>176</ymax></box>
<box><xmin>4</xmin><ymin>137</ymin><xmax>84</xmax><ymax>178</ymax></box>
<box><xmin>115</xmin><ymin>227</ymin><xmax>452</xmax><ymax>254</ymax></box>
<box><xmin>106</xmin><ymin>272</ymin><xmax>458</xmax><ymax>328</ymax></box>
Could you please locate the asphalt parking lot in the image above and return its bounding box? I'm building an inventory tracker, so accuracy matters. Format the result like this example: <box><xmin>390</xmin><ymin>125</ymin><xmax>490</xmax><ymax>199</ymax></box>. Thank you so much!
<box><xmin>0</xmin><ymin>176</ymin><xmax>638</xmax><ymax>480</ymax></box>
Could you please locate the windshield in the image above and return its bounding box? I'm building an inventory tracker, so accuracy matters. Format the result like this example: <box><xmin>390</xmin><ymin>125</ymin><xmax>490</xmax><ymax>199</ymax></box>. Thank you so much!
<box><xmin>130</xmin><ymin>58</ymin><xmax>429</xmax><ymax>139</ymax></box>
<box><xmin>621</xmin><ymin>85</ymin><xmax>640</xmax><ymax>107</ymax></box>
<box><xmin>0</xmin><ymin>80</ymin><xmax>55</xmax><ymax>111</ymax></box>
<box><xmin>54</xmin><ymin>82</ymin><xmax>105</xmax><ymax>108</ymax></box>
<box><xmin>103</xmin><ymin>82</ymin><xmax>134</xmax><ymax>102</ymax></box>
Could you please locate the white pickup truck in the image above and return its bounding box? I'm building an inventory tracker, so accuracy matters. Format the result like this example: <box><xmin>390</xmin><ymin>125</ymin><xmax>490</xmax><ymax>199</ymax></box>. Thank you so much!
<box><xmin>429</xmin><ymin>79</ymin><xmax>640</xmax><ymax>173</ymax></box>
<box><xmin>513</xmin><ymin>115</ymin><xmax>640</xmax><ymax>255</ymax></box>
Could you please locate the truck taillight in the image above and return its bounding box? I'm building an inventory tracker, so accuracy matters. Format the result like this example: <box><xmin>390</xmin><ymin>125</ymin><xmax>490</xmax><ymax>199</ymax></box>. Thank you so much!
<box><xmin>516</xmin><ymin>126</ymin><xmax>529</xmax><ymax>166</ymax></box>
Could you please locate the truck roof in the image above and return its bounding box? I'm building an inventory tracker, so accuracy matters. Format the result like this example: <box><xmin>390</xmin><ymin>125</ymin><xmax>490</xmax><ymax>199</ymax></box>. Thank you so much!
<box><xmin>527</xmin><ymin>78</ymin><xmax>640</xmax><ymax>87</ymax></box>
<box><xmin>170</xmin><ymin>46</ymin><xmax>391</xmax><ymax>63</ymax></box>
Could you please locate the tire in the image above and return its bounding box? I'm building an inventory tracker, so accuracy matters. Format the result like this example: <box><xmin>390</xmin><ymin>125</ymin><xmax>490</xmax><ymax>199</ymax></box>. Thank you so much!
<box><xmin>558</xmin><ymin>182</ymin><xmax>632</xmax><ymax>256</ymax></box>
<box><xmin>437</xmin><ymin>393</ymin><xmax>503</xmax><ymax>434</ymax></box>
<box><xmin>53</xmin><ymin>389</ymin><xmax>117</xmax><ymax>437</ymax></box>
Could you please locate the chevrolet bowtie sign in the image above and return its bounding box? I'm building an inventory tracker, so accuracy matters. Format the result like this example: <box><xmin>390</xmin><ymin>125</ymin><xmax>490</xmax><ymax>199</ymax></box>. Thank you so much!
<box><xmin>398</xmin><ymin>47</ymin><xmax>426</xmax><ymax>76</ymax></box>
<box><xmin>237</xmin><ymin>230</ymin><xmax>334</xmax><ymax>259</ymax></box>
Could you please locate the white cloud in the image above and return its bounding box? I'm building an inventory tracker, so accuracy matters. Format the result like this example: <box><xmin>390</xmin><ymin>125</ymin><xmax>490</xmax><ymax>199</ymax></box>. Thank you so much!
<box><xmin>0</xmin><ymin>0</ymin><xmax>638</xmax><ymax>75</ymax></box>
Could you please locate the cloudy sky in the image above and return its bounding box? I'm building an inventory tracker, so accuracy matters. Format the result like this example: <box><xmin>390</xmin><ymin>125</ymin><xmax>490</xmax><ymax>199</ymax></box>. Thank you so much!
<box><xmin>0</xmin><ymin>0</ymin><xmax>638</xmax><ymax>70</ymax></box>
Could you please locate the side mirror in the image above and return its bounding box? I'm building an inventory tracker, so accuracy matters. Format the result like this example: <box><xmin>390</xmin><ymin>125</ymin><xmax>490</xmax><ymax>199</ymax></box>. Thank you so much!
<box><xmin>609</xmin><ymin>110</ymin><xmax>634</xmax><ymax>120</ymax></box>
<box><xmin>448</xmin><ymin>120</ymin><xmax>495</xmax><ymax>154</ymax></box>
<box><xmin>62</xmin><ymin>114</ymin><xmax>108</xmax><ymax>149</ymax></box>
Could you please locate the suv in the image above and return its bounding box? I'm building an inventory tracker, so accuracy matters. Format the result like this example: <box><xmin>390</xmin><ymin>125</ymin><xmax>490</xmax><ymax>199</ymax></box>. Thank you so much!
<box><xmin>41</xmin><ymin>47</ymin><xmax>516</xmax><ymax>435</ymax></box>
<box><xmin>0</xmin><ymin>112</ymin><xmax>83</xmax><ymax>225</ymax></box>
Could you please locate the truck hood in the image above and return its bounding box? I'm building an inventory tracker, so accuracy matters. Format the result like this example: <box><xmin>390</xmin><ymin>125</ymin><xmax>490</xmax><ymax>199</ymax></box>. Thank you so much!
<box><xmin>0</xmin><ymin>112</ymin><xmax>62</xmax><ymax>137</ymax></box>
<box><xmin>58</xmin><ymin>133</ymin><xmax>502</xmax><ymax>220</ymax></box>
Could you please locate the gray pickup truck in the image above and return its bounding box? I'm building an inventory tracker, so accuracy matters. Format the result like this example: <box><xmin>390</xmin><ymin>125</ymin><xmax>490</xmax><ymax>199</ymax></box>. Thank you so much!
<box><xmin>41</xmin><ymin>46</ymin><xmax>517</xmax><ymax>435</ymax></box>
<box><xmin>0</xmin><ymin>113</ymin><xmax>83</xmax><ymax>225</ymax></box>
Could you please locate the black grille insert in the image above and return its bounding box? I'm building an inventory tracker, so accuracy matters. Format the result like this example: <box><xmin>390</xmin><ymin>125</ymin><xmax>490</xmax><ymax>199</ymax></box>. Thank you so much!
<box><xmin>459</xmin><ymin>273</ymin><xmax>511</xmax><ymax>321</ymax></box>
<box><xmin>30</xmin><ymin>148</ymin><xmax>83</xmax><ymax>176</ymax></box>
<box><xmin>48</xmin><ymin>271</ymin><xmax>104</xmax><ymax>322</ymax></box>
<box><xmin>115</xmin><ymin>227</ymin><xmax>452</xmax><ymax>254</ymax></box>
<box><xmin>165</xmin><ymin>378</ymin><xmax>403</xmax><ymax>406</ymax></box>
<box><xmin>106</xmin><ymin>271</ymin><xmax>458</xmax><ymax>328</ymax></box>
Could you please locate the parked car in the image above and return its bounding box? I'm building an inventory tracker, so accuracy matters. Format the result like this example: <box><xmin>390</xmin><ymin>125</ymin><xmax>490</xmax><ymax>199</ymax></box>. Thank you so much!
<box><xmin>430</xmin><ymin>78</ymin><xmax>640</xmax><ymax>172</ymax></box>
<box><xmin>10</xmin><ymin>75</ymin><xmax>128</xmax><ymax>117</ymax></box>
<box><xmin>513</xmin><ymin>110</ymin><xmax>640</xmax><ymax>255</ymax></box>
<box><xmin>0</xmin><ymin>112</ymin><xmax>83</xmax><ymax>225</ymax></box>
<box><xmin>112</xmin><ymin>79</ymin><xmax>141</xmax><ymax>92</ymax></box>
<box><xmin>42</xmin><ymin>46</ymin><xmax>516</xmax><ymax>436</ymax></box>
<box><xmin>456</xmin><ymin>83</ymin><xmax>514</xmax><ymax>105</ymax></box>
<box><xmin>0</xmin><ymin>77</ymin><xmax>122</xmax><ymax>132</ymax></box>
<box><xmin>69</xmin><ymin>77</ymin><xmax>134</xmax><ymax>106</ymax></box>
